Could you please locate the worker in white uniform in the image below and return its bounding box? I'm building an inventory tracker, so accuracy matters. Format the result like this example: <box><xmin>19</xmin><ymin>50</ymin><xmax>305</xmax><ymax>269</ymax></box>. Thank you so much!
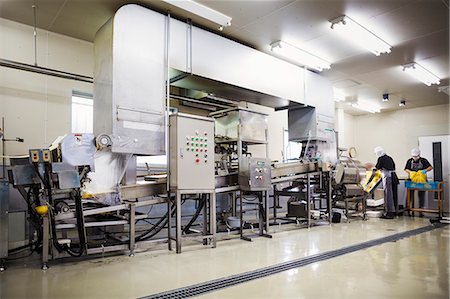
<box><xmin>374</xmin><ymin>146</ymin><xmax>399</xmax><ymax>219</ymax></box>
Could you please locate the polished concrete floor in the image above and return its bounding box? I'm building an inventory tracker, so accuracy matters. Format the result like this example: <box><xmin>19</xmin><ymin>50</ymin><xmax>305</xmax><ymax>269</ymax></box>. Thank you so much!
<box><xmin>0</xmin><ymin>217</ymin><xmax>448</xmax><ymax>299</ymax></box>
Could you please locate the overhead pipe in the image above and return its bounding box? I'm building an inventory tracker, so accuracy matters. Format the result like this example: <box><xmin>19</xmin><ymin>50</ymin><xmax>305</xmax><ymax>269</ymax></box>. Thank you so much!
<box><xmin>0</xmin><ymin>58</ymin><xmax>93</xmax><ymax>83</ymax></box>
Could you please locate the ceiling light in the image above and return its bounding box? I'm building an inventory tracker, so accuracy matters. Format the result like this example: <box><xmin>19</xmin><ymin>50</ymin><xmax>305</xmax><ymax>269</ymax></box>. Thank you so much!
<box><xmin>351</xmin><ymin>101</ymin><xmax>381</xmax><ymax>113</ymax></box>
<box><xmin>330</xmin><ymin>15</ymin><xmax>391</xmax><ymax>56</ymax></box>
<box><xmin>438</xmin><ymin>85</ymin><xmax>449</xmax><ymax>95</ymax></box>
<box><xmin>270</xmin><ymin>41</ymin><xmax>331</xmax><ymax>72</ymax></box>
<box><xmin>382</xmin><ymin>93</ymin><xmax>389</xmax><ymax>102</ymax></box>
<box><xmin>402</xmin><ymin>63</ymin><xmax>440</xmax><ymax>86</ymax></box>
<box><xmin>399</xmin><ymin>100</ymin><xmax>406</xmax><ymax>107</ymax></box>
<box><xmin>161</xmin><ymin>0</ymin><xmax>232</xmax><ymax>29</ymax></box>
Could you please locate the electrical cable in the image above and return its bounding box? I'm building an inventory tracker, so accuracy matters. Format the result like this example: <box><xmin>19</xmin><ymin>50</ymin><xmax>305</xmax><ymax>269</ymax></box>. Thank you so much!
<box><xmin>136</xmin><ymin>201</ymin><xmax>177</xmax><ymax>242</ymax></box>
<box><xmin>183</xmin><ymin>195</ymin><xmax>205</xmax><ymax>234</ymax></box>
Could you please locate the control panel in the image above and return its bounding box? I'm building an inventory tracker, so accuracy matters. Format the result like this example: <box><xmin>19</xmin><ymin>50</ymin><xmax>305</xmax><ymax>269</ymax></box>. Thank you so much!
<box><xmin>169</xmin><ymin>114</ymin><xmax>215</xmax><ymax>190</ymax></box>
<box><xmin>239</xmin><ymin>157</ymin><xmax>272</xmax><ymax>191</ymax></box>
<box><xmin>29</xmin><ymin>149</ymin><xmax>51</xmax><ymax>163</ymax></box>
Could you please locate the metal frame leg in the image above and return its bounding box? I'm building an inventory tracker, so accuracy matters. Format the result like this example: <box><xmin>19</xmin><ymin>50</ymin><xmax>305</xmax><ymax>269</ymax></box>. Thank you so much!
<box><xmin>264</xmin><ymin>191</ymin><xmax>270</xmax><ymax>233</ymax></box>
<box><xmin>231</xmin><ymin>192</ymin><xmax>237</xmax><ymax>216</ymax></box>
<box><xmin>273</xmin><ymin>185</ymin><xmax>278</xmax><ymax>223</ymax></box>
<box><xmin>307</xmin><ymin>174</ymin><xmax>311</xmax><ymax>227</ymax></box>
<box><xmin>176</xmin><ymin>192</ymin><xmax>182</xmax><ymax>254</ymax></box>
<box><xmin>203</xmin><ymin>194</ymin><xmax>208</xmax><ymax>245</ymax></box>
<box><xmin>258</xmin><ymin>192</ymin><xmax>264</xmax><ymax>236</ymax></box>
<box><xmin>328</xmin><ymin>172</ymin><xmax>332</xmax><ymax>224</ymax></box>
<box><xmin>167</xmin><ymin>196</ymin><xmax>172</xmax><ymax>251</ymax></box>
<box><xmin>129</xmin><ymin>203</ymin><xmax>135</xmax><ymax>257</ymax></box>
<box><xmin>210</xmin><ymin>192</ymin><xmax>216</xmax><ymax>248</ymax></box>
<box><xmin>42</xmin><ymin>215</ymin><xmax>49</xmax><ymax>270</ymax></box>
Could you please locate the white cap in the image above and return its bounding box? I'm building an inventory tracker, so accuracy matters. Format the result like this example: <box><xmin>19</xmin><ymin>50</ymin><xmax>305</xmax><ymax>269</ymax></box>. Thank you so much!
<box><xmin>374</xmin><ymin>146</ymin><xmax>385</xmax><ymax>158</ymax></box>
<box><xmin>411</xmin><ymin>148</ymin><xmax>420</xmax><ymax>157</ymax></box>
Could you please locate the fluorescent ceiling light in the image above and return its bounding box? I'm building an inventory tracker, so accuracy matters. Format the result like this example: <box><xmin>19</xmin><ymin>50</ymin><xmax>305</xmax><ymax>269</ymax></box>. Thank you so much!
<box><xmin>270</xmin><ymin>41</ymin><xmax>331</xmax><ymax>72</ymax></box>
<box><xmin>438</xmin><ymin>85</ymin><xmax>450</xmax><ymax>95</ymax></box>
<box><xmin>330</xmin><ymin>15</ymin><xmax>391</xmax><ymax>56</ymax></box>
<box><xmin>161</xmin><ymin>0</ymin><xmax>232</xmax><ymax>29</ymax></box>
<box><xmin>402</xmin><ymin>63</ymin><xmax>440</xmax><ymax>86</ymax></box>
<box><xmin>351</xmin><ymin>101</ymin><xmax>381</xmax><ymax>113</ymax></box>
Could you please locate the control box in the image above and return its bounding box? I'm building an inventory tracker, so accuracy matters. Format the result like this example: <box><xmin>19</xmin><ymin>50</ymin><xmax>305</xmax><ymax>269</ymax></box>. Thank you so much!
<box><xmin>239</xmin><ymin>157</ymin><xmax>272</xmax><ymax>191</ymax></box>
<box><xmin>29</xmin><ymin>149</ymin><xmax>51</xmax><ymax>163</ymax></box>
<box><xmin>169</xmin><ymin>114</ymin><xmax>215</xmax><ymax>190</ymax></box>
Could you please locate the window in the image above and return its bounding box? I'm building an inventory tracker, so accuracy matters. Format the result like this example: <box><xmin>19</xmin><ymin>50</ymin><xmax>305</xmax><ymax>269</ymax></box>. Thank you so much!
<box><xmin>71</xmin><ymin>92</ymin><xmax>93</xmax><ymax>133</ymax></box>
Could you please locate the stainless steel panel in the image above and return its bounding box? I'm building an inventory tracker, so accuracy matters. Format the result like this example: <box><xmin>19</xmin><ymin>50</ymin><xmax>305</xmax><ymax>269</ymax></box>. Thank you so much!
<box><xmin>57</xmin><ymin>171</ymin><xmax>81</xmax><ymax>189</ymax></box>
<box><xmin>169</xmin><ymin>114</ymin><xmax>215</xmax><ymax>190</ymax></box>
<box><xmin>50</xmin><ymin>134</ymin><xmax>96</xmax><ymax>171</ymax></box>
<box><xmin>212</xmin><ymin>108</ymin><xmax>268</xmax><ymax>142</ymax></box>
<box><xmin>0</xmin><ymin>181</ymin><xmax>9</xmax><ymax>258</ymax></box>
<box><xmin>239</xmin><ymin>157</ymin><xmax>271</xmax><ymax>191</ymax></box>
<box><xmin>271</xmin><ymin>161</ymin><xmax>316</xmax><ymax>178</ymax></box>
<box><xmin>288</xmin><ymin>107</ymin><xmax>334</xmax><ymax>142</ymax></box>
<box><xmin>9</xmin><ymin>164</ymin><xmax>40</xmax><ymax>186</ymax></box>
<box><xmin>94</xmin><ymin>5</ymin><xmax>165</xmax><ymax>155</ymax></box>
<box><xmin>215</xmin><ymin>173</ymin><xmax>238</xmax><ymax>189</ymax></box>
<box><xmin>170</xmin><ymin>70</ymin><xmax>292</xmax><ymax>109</ymax></box>
<box><xmin>119</xmin><ymin>182</ymin><xmax>166</xmax><ymax>200</ymax></box>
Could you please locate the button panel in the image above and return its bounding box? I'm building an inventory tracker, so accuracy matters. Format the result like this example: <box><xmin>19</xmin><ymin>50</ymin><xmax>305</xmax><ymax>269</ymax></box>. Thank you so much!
<box><xmin>185</xmin><ymin>132</ymin><xmax>209</xmax><ymax>164</ymax></box>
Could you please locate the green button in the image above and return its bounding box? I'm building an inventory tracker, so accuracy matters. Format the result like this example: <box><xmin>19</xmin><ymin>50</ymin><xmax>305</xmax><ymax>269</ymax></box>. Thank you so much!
<box><xmin>200</xmin><ymin>144</ymin><xmax>203</xmax><ymax>147</ymax></box>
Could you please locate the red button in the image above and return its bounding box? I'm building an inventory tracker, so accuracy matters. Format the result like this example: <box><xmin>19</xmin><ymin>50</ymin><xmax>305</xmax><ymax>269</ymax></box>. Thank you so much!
<box><xmin>195</xmin><ymin>159</ymin><xmax>200</xmax><ymax>163</ymax></box>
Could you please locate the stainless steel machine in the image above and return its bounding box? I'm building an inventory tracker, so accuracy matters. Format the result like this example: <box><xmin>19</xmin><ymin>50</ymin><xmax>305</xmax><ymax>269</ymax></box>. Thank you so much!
<box><xmin>333</xmin><ymin>153</ymin><xmax>370</xmax><ymax>221</ymax></box>
<box><xmin>210</xmin><ymin>108</ymin><xmax>273</xmax><ymax>241</ymax></box>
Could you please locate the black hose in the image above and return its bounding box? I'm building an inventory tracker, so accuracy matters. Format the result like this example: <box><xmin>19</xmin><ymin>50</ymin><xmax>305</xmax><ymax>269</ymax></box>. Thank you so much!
<box><xmin>136</xmin><ymin>201</ymin><xmax>176</xmax><ymax>242</ymax></box>
<box><xmin>183</xmin><ymin>195</ymin><xmax>205</xmax><ymax>234</ymax></box>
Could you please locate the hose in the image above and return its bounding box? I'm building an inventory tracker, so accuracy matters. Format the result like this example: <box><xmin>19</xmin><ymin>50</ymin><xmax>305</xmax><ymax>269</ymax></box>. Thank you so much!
<box><xmin>135</xmin><ymin>202</ymin><xmax>176</xmax><ymax>241</ymax></box>
<box><xmin>183</xmin><ymin>195</ymin><xmax>205</xmax><ymax>234</ymax></box>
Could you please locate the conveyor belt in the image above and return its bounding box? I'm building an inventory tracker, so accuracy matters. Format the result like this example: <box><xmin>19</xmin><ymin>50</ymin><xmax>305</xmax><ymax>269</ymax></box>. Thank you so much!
<box><xmin>140</xmin><ymin>223</ymin><xmax>445</xmax><ymax>299</ymax></box>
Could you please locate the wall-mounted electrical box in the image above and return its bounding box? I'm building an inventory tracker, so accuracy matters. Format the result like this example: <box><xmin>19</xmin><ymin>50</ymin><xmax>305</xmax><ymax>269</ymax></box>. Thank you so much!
<box><xmin>169</xmin><ymin>114</ymin><xmax>215</xmax><ymax>191</ymax></box>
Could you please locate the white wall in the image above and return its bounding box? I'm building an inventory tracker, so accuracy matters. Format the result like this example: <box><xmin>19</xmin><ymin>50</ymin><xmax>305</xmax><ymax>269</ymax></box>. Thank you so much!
<box><xmin>0</xmin><ymin>18</ymin><xmax>93</xmax><ymax>156</ymax></box>
<box><xmin>335</xmin><ymin>108</ymin><xmax>356</xmax><ymax>150</ymax></box>
<box><xmin>337</xmin><ymin>104</ymin><xmax>450</xmax><ymax>174</ymax></box>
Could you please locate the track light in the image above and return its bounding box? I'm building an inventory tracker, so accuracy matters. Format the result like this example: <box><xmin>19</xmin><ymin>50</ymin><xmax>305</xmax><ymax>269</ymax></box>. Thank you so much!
<box><xmin>351</xmin><ymin>101</ymin><xmax>381</xmax><ymax>113</ymax></box>
<box><xmin>330</xmin><ymin>15</ymin><xmax>391</xmax><ymax>56</ymax></box>
<box><xmin>270</xmin><ymin>41</ymin><xmax>331</xmax><ymax>72</ymax></box>
<box><xmin>402</xmin><ymin>63</ymin><xmax>440</xmax><ymax>86</ymax></box>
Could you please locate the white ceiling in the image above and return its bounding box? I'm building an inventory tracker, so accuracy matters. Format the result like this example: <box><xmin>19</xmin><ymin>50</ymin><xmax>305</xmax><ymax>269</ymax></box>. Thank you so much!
<box><xmin>0</xmin><ymin>0</ymin><xmax>448</xmax><ymax>115</ymax></box>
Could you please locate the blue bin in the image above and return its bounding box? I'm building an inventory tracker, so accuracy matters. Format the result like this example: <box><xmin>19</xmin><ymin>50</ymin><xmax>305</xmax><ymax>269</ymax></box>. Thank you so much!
<box><xmin>405</xmin><ymin>181</ymin><xmax>439</xmax><ymax>190</ymax></box>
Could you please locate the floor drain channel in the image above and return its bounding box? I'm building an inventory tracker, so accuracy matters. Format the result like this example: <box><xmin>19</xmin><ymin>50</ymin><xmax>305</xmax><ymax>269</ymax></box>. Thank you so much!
<box><xmin>140</xmin><ymin>224</ymin><xmax>445</xmax><ymax>299</ymax></box>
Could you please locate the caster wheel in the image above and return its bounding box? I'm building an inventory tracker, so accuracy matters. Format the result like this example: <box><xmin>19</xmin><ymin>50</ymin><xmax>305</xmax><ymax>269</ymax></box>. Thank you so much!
<box><xmin>41</xmin><ymin>264</ymin><xmax>49</xmax><ymax>270</ymax></box>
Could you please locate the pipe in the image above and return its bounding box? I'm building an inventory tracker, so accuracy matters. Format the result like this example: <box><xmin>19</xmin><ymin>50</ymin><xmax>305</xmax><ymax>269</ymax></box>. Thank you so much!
<box><xmin>0</xmin><ymin>58</ymin><xmax>93</xmax><ymax>83</ymax></box>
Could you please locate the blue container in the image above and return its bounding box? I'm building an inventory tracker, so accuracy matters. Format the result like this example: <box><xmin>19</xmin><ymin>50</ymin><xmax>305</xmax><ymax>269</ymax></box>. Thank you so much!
<box><xmin>405</xmin><ymin>181</ymin><xmax>439</xmax><ymax>190</ymax></box>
